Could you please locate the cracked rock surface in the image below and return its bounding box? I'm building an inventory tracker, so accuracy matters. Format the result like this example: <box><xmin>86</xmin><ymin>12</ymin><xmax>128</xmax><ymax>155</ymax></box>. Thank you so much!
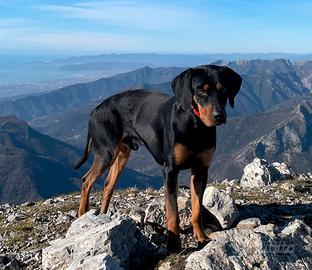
<box><xmin>1</xmin><ymin>167</ymin><xmax>312</xmax><ymax>269</ymax></box>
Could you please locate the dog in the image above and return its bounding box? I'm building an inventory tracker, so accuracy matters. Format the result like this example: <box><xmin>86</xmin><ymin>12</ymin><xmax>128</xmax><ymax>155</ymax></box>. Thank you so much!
<box><xmin>75</xmin><ymin>65</ymin><xmax>242</xmax><ymax>252</ymax></box>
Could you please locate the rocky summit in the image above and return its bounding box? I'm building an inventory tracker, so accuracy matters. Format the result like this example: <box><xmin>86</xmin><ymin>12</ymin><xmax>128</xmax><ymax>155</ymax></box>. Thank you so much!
<box><xmin>0</xmin><ymin>160</ymin><xmax>312</xmax><ymax>269</ymax></box>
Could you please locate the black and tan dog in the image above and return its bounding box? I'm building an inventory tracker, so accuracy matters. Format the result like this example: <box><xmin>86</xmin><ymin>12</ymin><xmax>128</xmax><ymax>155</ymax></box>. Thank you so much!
<box><xmin>75</xmin><ymin>65</ymin><xmax>242</xmax><ymax>251</ymax></box>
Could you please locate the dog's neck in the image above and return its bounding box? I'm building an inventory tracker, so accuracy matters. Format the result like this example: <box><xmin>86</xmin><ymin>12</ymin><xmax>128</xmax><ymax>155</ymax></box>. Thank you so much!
<box><xmin>191</xmin><ymin>101</ymin><xmax>201</xmax><ymax>118</ymax></box>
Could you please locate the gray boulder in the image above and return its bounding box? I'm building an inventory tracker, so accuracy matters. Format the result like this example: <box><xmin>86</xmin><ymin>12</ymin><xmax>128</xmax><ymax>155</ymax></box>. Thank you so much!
<box><xmin>272</xmin><ymin>162</ymin><xmax>296</xmax><ymax>179</ymax></box>
<box><xmin>202</xmin><ymin>186</ymin><xmax>239</xmax><ymax>229</ymax></box>
<box><xmin>144</xmin><ymin>197</ymin><xmax>165</xmax><ymax>225</ymax></box>
<box><xmin>42</xmin><ymin>210</ymin><xmax>143</xmax><ymax>270</ymax></box>
<box><xmin>240</xmin><ymin>158</ymin><xmax>292</xmax><ymax>189</ymax></box>
<box><xmin>186</xmin><ymin>219</ymin><xmax>312</xmax><ymax>270</ymax></box>
<box><xmin>67</xmin><ymin>253</ymin><xmax>123</xmax><ymax>270</ymax></box>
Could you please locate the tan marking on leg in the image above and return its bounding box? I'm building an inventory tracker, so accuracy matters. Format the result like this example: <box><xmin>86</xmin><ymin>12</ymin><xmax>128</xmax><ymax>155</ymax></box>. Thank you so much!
<box><xmin>78</xmin><ymin>155</ymin><xmax>106</xmax><ymax>217</ymax></box>
<box><xmin>173</xmin><ymin>143</ymin><xmax>191</xmax><ymax>166</ymax></box>
<box><xmin>100</xmin><ymin>143</ymin><xmax>130</xmax><ymax>213</ymax></box>
<box><xmin>190</xmin><ymin>171</ymin><xmax>209</xmax><ymax>243</ymax></box>
<box><xmin>197</xmin><ymin>147</ymin><xmax>215</xmax><ymax>167</ymax></box>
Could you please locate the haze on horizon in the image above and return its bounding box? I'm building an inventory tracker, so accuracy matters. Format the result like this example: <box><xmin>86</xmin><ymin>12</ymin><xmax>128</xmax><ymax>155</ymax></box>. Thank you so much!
<box><xmin>0</xmin><ymin>0</ymin><xmax>312</xmax><ymax>56</ymax></box>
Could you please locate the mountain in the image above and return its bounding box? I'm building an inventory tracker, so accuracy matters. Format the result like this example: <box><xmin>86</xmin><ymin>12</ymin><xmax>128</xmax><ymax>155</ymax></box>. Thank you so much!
<box><xmin>210</xmin><ymin>93</ymin><xmax>312</xmax><ymax>180</ymax></box>
<box><xmin>226</xmin><ymin>59</ymin><xmax>310</xmax><ymax>116</ymax></box>
<box><xmin>50</xmin><ymin>53</ymin><xmax>312</xmax><ymax>66</ymax></box>
<box><xmin>0</xmin><ymin>116</ymin><xmax>82</xmax><ymax>204</ymax></box>
<box><xmin>58</xmin><ymin>61</ymin><xmax>144</xmax><ymax>72</ymax></box>
<box><xmin>0</xmin><ymin>116</ymin><xmax>162</xmax><ymax>204</ymax></box>
<box><xmin>0</xmin><ymin>67</ymin><xmax>183</xmax><ymax>121</ymax></box>
<box><xmin>294</xmin><ymin>60</ymin><xmax>312</xmax><ymax>91</ymax></box>
<box><xmin>1</xmin><ymin>60</ymin><xmax>310</xmax><ymax>122</ymax></box>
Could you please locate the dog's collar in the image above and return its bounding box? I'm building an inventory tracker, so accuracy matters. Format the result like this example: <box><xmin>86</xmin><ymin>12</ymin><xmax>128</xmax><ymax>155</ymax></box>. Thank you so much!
<box><xmin>191</xmin><ymin>103</ymin><xmax>201</xmax><ymax>118</ymax></box>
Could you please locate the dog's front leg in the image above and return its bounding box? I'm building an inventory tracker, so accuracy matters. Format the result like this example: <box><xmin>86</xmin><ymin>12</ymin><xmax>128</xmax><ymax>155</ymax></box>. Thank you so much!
<box><xmin>190</xmin><ymin>166</ymin><xmax>211</xmax><ymax>245</ymax></box>
<box><xmin>163</xmin><ymin>166</ymin><xmax>181</xmax><ymax>252</ymax></box>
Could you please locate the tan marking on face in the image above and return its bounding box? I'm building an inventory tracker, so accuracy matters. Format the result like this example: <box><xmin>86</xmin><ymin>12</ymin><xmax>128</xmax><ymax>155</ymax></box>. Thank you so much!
<box><xmin>173</xmin><ymin>143</ymin><xmax>191</xmax><ymax>165</ymax></box>
<box><xmin>203</xmin><ymin>83</ymin><xmax>209</xmax><ymax>92</ymax></box>
<box><xmin>197</xmin><ymin>147</ymin><xmax>215</xmax><ymax>167</ymax></box>
<box><xmin>216</xmin><ymin>83</ymin><xmax>224</xmax><ymax>91</ymax></box>
<box><xmin>193</xmin><ymin>96</ymin><xmax>215</xmax><ymax>127</ymax></box>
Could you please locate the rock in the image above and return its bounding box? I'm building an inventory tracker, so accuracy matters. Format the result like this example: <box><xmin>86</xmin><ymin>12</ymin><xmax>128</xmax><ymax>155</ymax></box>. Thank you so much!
<box><xmin>6</xmin><ymin>213</ymin><xmax>25</xmax><ymax>223</ymax></box>
<box><xmin>67</xmin><ymin>253</ymin><xmax>124</xmax><ymax>270</ymax></box>
<box><xmin>42</xmin><ymin>209</ymin><xmax>147</xmax><ymax>270</ymax></box>
<box><xmin>0</xmin><ymin>254</ymin><xmax>21</xmax><ymax>270</ymax></box>
<box><xmin>240</xmin><ymin>158</ymin><xmax>290</xmax><ymax>189</ymax></box>
<box><xmin>21</xmin><ymin>201</ymin><xmax>35</xmax><ymax>207</ymax></box>
<box><xmin>281</xmin><ymin>219</ymin><xmax>311</xmax><ymax>236</ymax></box>
<box><xmin>6</xmin><ymin>214</ymin><xmax>16</xmax><ymax>223</ymax></box>
<box><xmin>280</xmin><ymin>182</ymin><xmax>295</xmax><ymax>191</ymax></box>
<box><xmin>228</xmin><ymin>179</ymin><xmax>239</xmax><ymax>186</ymax></box>
<box><xmin>144</xmin><ymin>198</ymin><xmax>165</xmax><ymax>226</ymax></box>
<box><xmin>202</xmin><ymin>186</ymin><xmax>239</xmax><ymax>229</ymax></box>
<box><xmin>254</xmin><ymin>223</ymin><xmax>276</xmax><ymax>237</ymax></box>
<box><xmin>43</xmin><ymin>198</ymin><xmax>54</xmax><ymax>205</ymax></box>
<box><xmin>272</xmin><ymin>162</ymin><xmax>296</xmax><ymax>179</ymax></box>
<box><xmin>186</xmin><ymin>220</ymin><xmax>312</xmax><ymax>270</ymax></box>
<box><xmin>236</xmin><ymin>218</ymin><xmax>261</xmax><ymax>229</ymax></box>
<box><xmin>225</xmin><ymin>186</ymin><xmax>232</xmax><ymax>195</ymax></box>
<box><xmin>177</xmin><ymin>195</ymin><xmax>192</xmax><ymax>229</ymax></box>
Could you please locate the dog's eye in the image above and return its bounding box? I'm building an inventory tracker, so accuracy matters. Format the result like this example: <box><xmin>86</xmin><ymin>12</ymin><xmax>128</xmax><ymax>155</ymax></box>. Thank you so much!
<box><xmin>197</xmin><ymin>88</ymin><xmax>207</xmax><ymax>95</ymax></box>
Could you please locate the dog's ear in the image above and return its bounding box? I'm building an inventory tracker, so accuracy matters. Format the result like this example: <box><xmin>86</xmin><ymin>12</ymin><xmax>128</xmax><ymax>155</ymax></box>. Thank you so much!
<box><xmin>219</xmin><ymin>66</ymin><xmax>242</xmax><ymax>108</ymax></box>
<box><xmin>171</xmin><ymin>68</ymin><xmax>194</xmax><ymax>110</ymax></box>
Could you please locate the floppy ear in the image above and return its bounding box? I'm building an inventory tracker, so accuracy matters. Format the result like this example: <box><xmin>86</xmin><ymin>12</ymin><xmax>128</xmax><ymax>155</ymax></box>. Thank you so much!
<box><xmin>171</xmin><ymin>68</ymin><xmax>194</xmax><ymax>110</ymax></box>
<box><xmin>219</xmin><ymin>66</ymin><xmax>242</xmax><ymax>108</ymax></box>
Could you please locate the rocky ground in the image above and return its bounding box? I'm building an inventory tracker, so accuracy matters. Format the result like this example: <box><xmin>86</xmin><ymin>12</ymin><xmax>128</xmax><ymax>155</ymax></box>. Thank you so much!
<box><xmin>1</xmin><ymin>159</ymin><xmax>312</xmax><ymax>269</ymax></box>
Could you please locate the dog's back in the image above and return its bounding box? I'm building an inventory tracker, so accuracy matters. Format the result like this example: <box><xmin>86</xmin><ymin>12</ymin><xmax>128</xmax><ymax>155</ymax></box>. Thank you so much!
<box><xmin>75</xmin><ymin>90</ymin><xmax>171</xmax><ymax>170</ymax></box>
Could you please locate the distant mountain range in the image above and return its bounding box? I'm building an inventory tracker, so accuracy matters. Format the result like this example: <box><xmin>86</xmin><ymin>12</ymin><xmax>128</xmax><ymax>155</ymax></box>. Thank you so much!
<box><xmin>0</xmin><ymin>66</ymin><xmax>184</xmax><ymax>121</ymax></box>
<box><xmin>1</xmin><ymin>58</ymin><xmax>312</xmax><ymax>203</ymax></box>
<box><xmin>1</xmin><ymin>59</ymin><xmax>311</xmax><ymax>121</ymax></box>
<box><xmin>48</xmin><ymin>53</ymin><xmax>312</xmax><ymax>67</ymax></box>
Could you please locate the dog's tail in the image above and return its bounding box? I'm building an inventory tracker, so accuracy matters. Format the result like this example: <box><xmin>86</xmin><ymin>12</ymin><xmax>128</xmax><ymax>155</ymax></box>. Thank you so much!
<box><xmin>75</xmin><ymin>132</ymin><xmax>92</xmax><ymax>170</ymax></box>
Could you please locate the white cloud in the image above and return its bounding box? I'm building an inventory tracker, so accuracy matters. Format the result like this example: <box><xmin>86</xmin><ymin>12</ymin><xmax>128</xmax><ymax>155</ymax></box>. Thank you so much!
<box><xmin>0</xmin><ymin>27</ymin><xmax>148</xmax><ymax>52</ymax></box>
<box><xmin>37</xmin><ymin>1</ymin><xmax>206</xmax><ymax>32</ymax></box>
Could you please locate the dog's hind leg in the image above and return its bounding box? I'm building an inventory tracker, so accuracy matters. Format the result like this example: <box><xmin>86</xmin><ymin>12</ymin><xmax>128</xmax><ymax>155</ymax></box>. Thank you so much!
<box><xmin>100</xmin><ymin>143</ymin><xmax>131</xmax><ymax>213</ymax></box>
<box><xmin>78</xmin><ymin>154</ymin><xmax>108</xmax><ymax>217</ymax></box>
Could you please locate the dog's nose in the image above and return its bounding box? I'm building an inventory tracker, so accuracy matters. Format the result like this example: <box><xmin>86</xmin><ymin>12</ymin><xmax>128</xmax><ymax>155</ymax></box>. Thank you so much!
<box><xmin>213</xmin><ymin>112</ymin><xmax>225</xmax><ymax>123</ymax></box>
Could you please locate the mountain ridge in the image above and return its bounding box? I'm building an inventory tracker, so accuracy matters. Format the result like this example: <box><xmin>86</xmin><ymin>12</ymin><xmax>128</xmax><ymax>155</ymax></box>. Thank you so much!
<box><xmin>1</xmin><ymin>59</ymin><xmax>310</xmax><ymax>121</ymax></box>
<box><xmin>0</xmin><ymin>116</ymin><xmax>162</xmax><ymax>204</ymax></box>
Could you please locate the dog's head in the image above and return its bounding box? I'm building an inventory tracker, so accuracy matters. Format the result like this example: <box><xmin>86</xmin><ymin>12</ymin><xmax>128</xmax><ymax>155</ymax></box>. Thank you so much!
<box><xmin>171</xmin><ymin>65</ymin><xmax>242</xmax><ymax>127</ymax></box>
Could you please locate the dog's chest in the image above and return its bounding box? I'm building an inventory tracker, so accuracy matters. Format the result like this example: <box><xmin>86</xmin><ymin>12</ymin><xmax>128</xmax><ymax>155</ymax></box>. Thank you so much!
<box><xmin>173</xmin><ymin>143</ymin><xmax>215</xmax><ymax>168</ymax></box>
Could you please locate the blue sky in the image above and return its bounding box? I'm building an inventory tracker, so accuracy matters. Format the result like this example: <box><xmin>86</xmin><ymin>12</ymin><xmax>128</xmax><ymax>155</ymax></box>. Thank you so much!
<box><xmin>0</xmin><ymin>0</ymin><xmax>312</xmax><ymax>54</ymax></box>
